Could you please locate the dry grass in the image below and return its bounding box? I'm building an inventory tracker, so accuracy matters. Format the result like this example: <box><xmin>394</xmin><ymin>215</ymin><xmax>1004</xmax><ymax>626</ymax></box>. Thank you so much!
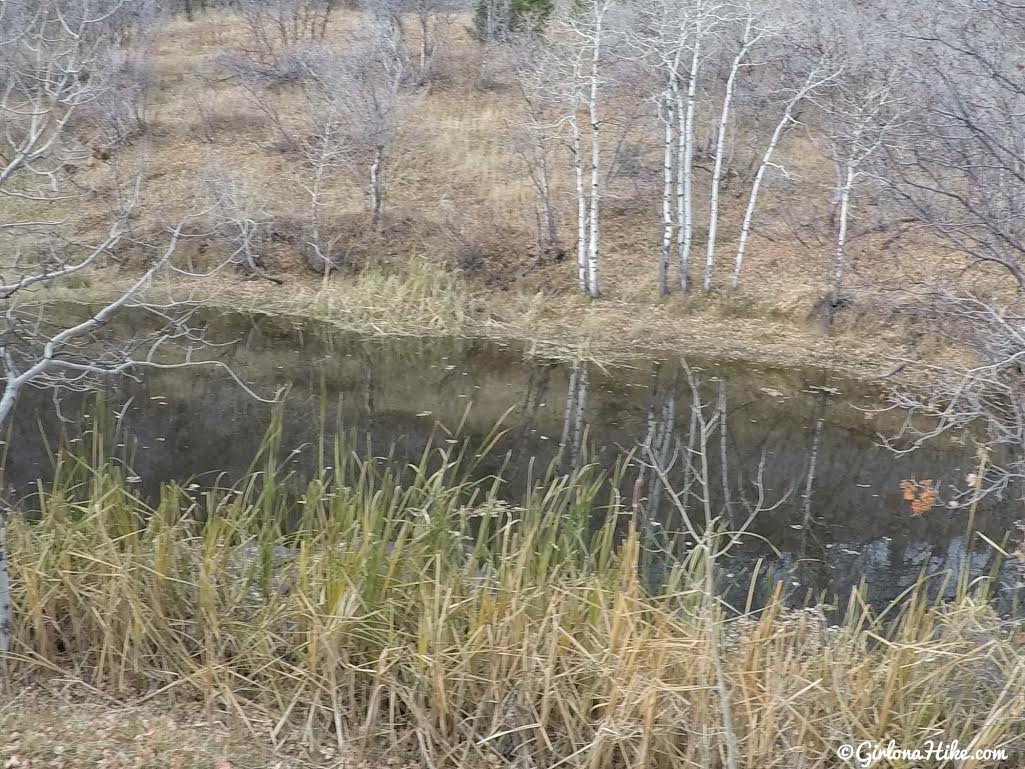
<box><xmin>0</xmin><ymin>7</ymin><xmax>985</xmax><ymax>379</ymax></box>
<box><xmin>0</xmin><ymin>687</ymin><xmax>324</xmax><ymax>769</ymax></box>
<box><xmin>4</xmin><ymin>418</ymin><xmax>1025</xmax><ymax>768</ymax></box>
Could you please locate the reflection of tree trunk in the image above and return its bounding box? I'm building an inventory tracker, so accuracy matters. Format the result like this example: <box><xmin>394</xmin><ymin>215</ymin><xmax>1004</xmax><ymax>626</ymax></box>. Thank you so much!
<box><xmin>558</xmin><ymin>362</ymin><xmax>589</xmax><ymax>470</ymax></box>
<box><xmin>681</xmin><ymin>394</ymin><xmax>699</xmax><ymax>514</ymax></box>
<box><xmin>718</xmin><ymin>380</ymin><xmax>732</xmax><ymax>519</ymax></box>
<box><xmin>802</xmin><ymin>417</ymin><xmax>824</xmax><ymax>526</ymax></box>
<box><xmin>637</xmin><ymin>363</ymin><xmax>665</xmax><ymax>531</ymax></box>
<box><xmin>647</xmin><ymin>375</ymin><xmax>677</xmax><ymax>525</ymax></box>
<box><xmin>572</xmin><ymin>367</ymin><xmax>588</xmax><ymax>469</ymax></box>
<box><xmin>641</xmin><ymin>362</ymin><xmax>663</xmax><ymax>453</ymax></box>
<box><xmin>558</xmin><ymin>365</ymin><xmax>577</xmax><ymax>457</ymax></box>
<box><xmin>362</xmin><ymin>350</ymin><xmax>377</xmax><ymax>415</ymax></box>
<box><xmin>516</xmin><ymin>365</ymin><xmax>551</xmax><ymax>451</ymax></box>
<box><xmin>794</xmin><ymin>388</ymin><xmax>828</xmax><ymax>596</ymax></box>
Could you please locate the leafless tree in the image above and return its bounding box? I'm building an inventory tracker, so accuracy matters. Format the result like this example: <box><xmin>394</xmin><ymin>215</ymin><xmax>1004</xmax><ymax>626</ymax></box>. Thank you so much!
<box><xmin>554</xmin><ymin>0</ymin><xmax>622</xmax><ymax>298</ymax></box>
<box><xmin>793</xmin><ymin>0</ymin><xmax>909</xmax><ymax>307</ymax></box>
<box><xmin>730</xmin><ymin>53</ymin><xmax>841</xmax><ymax>288</ymax></box>
<box><xmin>890</xmin><ymin>0</ymin><xmax>1025</xmax><ymax>295</ymax></box>
<box><xmin>854</xmin><ymin>0</ymin><xmax>1025</xmax><ymax>487</ymax></box>
<box><xmin>296</xmin><ymin>108</ymin><xmax>353</xmax><ymax>273</ymax></box>
<box><xmin>701</xmin><ymin>0</ymin><xmax>781</xmax><ymax>294</ymax></box>
<box><xmin>630</xmin><ymin>0</ymin><xmax>716</xmax><ymax>294</ymax></box>
<box><xmin>512</xmin><ymin>38</ymin><xmax>566</xmax><ymax>263</ymax></box>
<box><xmin>882</xmin><ymin>292</ymin><xmax>1024</xmax><ymax>502</ymax></box>
<box><xmin>200</xmin><ymin>158</ymin><xmax>285</xmax><ymax>284</ymax></box>
<box><xmin>299</xmin><ymin>13</ymin><xmax>415</xmax><ymax>233</ymax></box>
<box><xmin>383</xmin><ymin>0</ymin><xmax>468</xmax><ymax>84</ymax></box>
<box><xmin>231</xmin><ymin>0</ymin><xmax>334</xmax><ymax>57</ymax></box>
<box><xmin>0</xmin><ymin>0</ymin><xmax>277</xmax><ymax>652</ymax></box>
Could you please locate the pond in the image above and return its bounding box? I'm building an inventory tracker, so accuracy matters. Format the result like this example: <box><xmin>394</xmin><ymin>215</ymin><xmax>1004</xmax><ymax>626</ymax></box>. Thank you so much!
<box><xmin>5</xmin><ymin>311</ymin><xmax>1024</xmax><ymax>613</ymax></box>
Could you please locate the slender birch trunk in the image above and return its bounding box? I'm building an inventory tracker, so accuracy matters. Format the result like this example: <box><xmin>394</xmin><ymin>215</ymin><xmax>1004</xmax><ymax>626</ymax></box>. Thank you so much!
<box><xmin>659</xmin><ymin>92</ymin><xmax>675</xmax><ymax>296</ymax></box>
<box><xmin>0</xmin><ymin>386</ymin><xmax>17</xmax><ymax>438</ymax></box>
<box><xmin>831</xmin><ymin>161</ymin><xmax>855</xmax><ymax>304</ymax></box>
<box><xmin>571</xmin><ymin>117</ymin><xmax>588</xmax><ymax>292</ymax></box>
<box><xmin>731</xmin><ymin>112</ymin><xmax>789</xmax><ymax>287</ymax></box>
<box><xmin>418</xmin><ymin>12</ymin><xmax>430</xmax><ymax>81</ymax></box>
<box><xmin>732</xmin><ymin>75</ymin><xmax>829</xmax><ymax>287</ymax></box>
<box><xmin>585</xmin><ymin>2</ymin><xmax>606</xmax><ymax>299</ymax></box>
<box><xmin>705</xmin><ymin>18</ymin><xmax>754</xmax><ymax>294</ymax></box>
<box><xmin>678</xmin><ymin>37</ymin><xmax>701</xmax><ymax>292</ymax></box>
<box><xmin>370</xmin><ymin>144</ymin><xmax>385</xmax><ymax>232</ymax></box>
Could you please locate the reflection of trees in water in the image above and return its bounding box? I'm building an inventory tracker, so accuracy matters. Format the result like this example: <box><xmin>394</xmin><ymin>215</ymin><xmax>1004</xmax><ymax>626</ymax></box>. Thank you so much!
<box><xmin>517</xmin><ymin>365</ymin><xmax>550</xmax><ymax>439</ymax></box>
<box><xmin>5</xmin><ymin>321</ymin><xmax>1022</xmax><ymax>610</ymax></box>
<box><xmin>558</xmin><ymin>362</ymin><xmax>589</xmax><ymax>472</ymax></box>
<box><xmin>624</xmin><ymin>360</ymin><xmax>1021</xmax><ymax>610</ymax></box>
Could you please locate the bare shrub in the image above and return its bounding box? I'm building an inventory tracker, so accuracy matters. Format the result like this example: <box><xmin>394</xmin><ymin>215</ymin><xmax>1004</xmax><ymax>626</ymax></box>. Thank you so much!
<box><xmin>80</xmin><ymin>49</ymin><xmax>160</xmax><ymax>147</ymax></box>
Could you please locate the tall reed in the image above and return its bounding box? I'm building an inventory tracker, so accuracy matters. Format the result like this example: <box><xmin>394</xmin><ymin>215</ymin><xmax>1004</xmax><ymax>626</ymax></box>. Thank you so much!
<box><xmin>3</xmin><ymin>416</ymin><xmax>1024</xmax><ymax>767</ymax></box>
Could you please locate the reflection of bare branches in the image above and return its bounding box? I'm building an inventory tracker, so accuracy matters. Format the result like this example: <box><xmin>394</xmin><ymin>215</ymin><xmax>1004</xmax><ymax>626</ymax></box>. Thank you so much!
<box><xmin>639</xmin><ymin>363</ymin><xmax>780</xmax><ymax>769</ymax></box>
<box><xmin>639</xmin><ymin>363</ymin><xmax>787</xmax><ymax>570</ymax></box>
<box><xmin>880</xmin><ymin>291</ymin><xmax>1023</xmax><ymax>501</ymax></box>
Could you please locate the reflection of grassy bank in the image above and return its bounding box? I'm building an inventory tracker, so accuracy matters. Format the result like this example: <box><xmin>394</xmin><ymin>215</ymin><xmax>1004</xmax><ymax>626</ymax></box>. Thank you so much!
<box><xmin>6</xmin><ymin>423</ymin><xmax>1023</xmax><ymax>768</ymax></box>
<box><xmin>38</xmin><ymin>256</ymin><xmax>910</xmax><ymax>379</ymax></box>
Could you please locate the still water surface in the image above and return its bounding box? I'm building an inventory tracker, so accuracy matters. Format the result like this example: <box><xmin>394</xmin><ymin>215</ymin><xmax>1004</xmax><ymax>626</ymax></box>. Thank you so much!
<box><xmin>6</xmin><ymin>312</ymin><xmax>1023</xmax><ymax>612</ymax></box>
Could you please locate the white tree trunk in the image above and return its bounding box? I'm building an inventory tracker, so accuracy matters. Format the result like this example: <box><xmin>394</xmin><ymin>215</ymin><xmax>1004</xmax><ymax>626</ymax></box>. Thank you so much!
<box><xmin>705</xmin><ymin>18</ymin><xmax>754</xmax><ymax>294</ymax></box>
<box><xmin>419</xmin><ymin>13</ymin><xmax>430</xmax><ymax>80</ymax></box>
<box><xmin>585</xmin><ymin>1</ymin><xmax>606</xmax><ymax>299</ymax></box>
<box><xmin>0</xmin><ymin>383</ymin><xmax>18</xmax><ymax>435</ymax></box>
<box><xmin>659</xmin><ymin>91</ymin><xmax>675</xmax><ymax>296</ymax></box>
<box><xmin>831</xmin><ymin>161</ymin><xmax>855</xmax><ymax>303</ymax></box>
<box><xmin>732</xmin><ymin>110</ymin><xmax>794</xmax><ymax>287</ymax></box>
<box><xmin>678</xmin><ymin>38</ymin><xmax>701</xmax><ymax>292</ymax></box>
<box><xmin>571</xmin><ymin>117</ymin><xmax>588</xmax><ymax>292</ymax></box>
<box><xmin>370</xmin><ymin>144</ymin><xmax>385</xmax><ymax>232</ymax></box>
<box><xmin>732</xmin><ymin>65</ymin><xmax>838</xmax><ymax>287</ymax></box>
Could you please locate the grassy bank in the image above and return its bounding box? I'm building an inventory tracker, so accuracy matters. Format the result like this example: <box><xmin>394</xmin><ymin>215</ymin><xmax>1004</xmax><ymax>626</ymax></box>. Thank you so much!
<box><xmin>42</xmin><ymin>255</ymin><xmax>917</xmax><ymax>382</ymax></box>
<box><xmin>4</xmin><ymin>3</ymin><xmax>949</xmax><ymax>383</ymax></box>
<box><xmin>3</xmin><ymin>420</ymin><xmax>1024</xmax><ymax>768</ymax></box>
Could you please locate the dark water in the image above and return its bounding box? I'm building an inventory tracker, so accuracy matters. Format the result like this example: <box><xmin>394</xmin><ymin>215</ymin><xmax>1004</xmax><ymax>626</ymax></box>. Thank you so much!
<box><xmin>5</xmin><ymin>311</ymin><xmax>1024</xmax><ymax>612</ymax></box>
